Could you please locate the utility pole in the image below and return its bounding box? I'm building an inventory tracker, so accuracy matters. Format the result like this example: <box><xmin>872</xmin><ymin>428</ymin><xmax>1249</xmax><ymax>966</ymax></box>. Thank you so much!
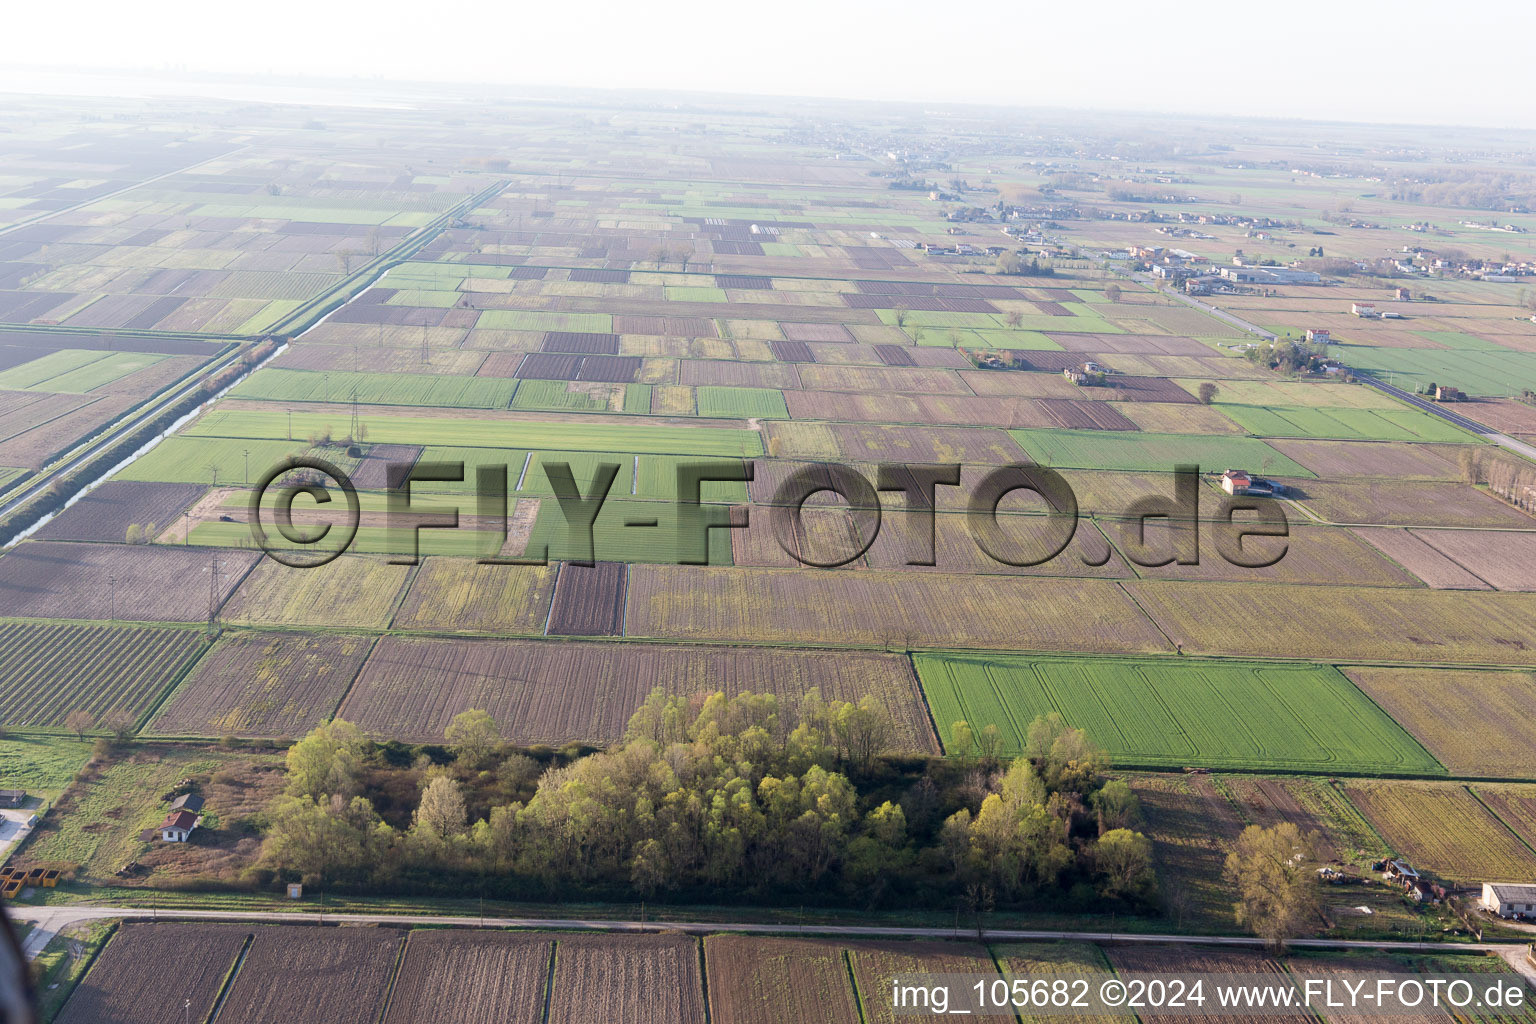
<box><xmin>107</xmin><ymin>574</ymin><xmax>116</xmax><ymax>621</ymax></box>
<box><xmin>243</xmin><ymin>449</ymin><xmax>249</xmax><ymax>486</ymax></box>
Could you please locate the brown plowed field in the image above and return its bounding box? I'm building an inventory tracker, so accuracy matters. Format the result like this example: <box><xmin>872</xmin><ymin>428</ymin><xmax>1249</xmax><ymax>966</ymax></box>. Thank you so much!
<box><xmin>35</xmin><ymin>481</ymin><xmax>205</xmax><ymax>543</ymax></box>
<box><xmin>57</xmin><ymin>923</ymin><xmax>249</xmax><ymax>1024</ymax></box>
<box><xmin>705</xmin><ymin>935</ymin><xmax>861</xmax><ymax>1024</ymax></box>
<box><xmin>147</xmin><ymin>631</ymin><xmax>374</xmax><ymax>737</ymax></box>
<box><xmin>0</xmin><ymin>541</ymin><xmax>257</xmax><ymax>621</ymax></box>
<box><xmin>547</xmin><ymin>934</ymin><xmax>705</xmax><ymax>1024</ymax></box>
<box><xmin>545</xmin><ymin>560</ymin><xmax>627</xmax><ymax>635</ymax></box>
<box><xmin>626</xmin><ymin>565</ymin><xmax>1170</xmax><ymax>654</ymax></box>
<box><xmin>338</xmin><ymin>635</ymin><xmax>939</xmax><ymax>750</ymax></box>
<box><xmin>385</xmin><ymin>930</ymin><xmax>553</xmax><ymax>1024</ymax></box>
<box><xmin>217</xmin><ymin>925</ymin><xmax>402</xmax><ymax>1024</ymax></box>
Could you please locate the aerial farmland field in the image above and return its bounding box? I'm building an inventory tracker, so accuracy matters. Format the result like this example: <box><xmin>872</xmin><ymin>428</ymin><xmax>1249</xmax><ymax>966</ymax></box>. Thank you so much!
<box><xmin>546</xmin><ymin>934</ymin><xmax>706</xmax><ymax>1024</ymax></box>
<box><xmin>385</xmin><ymin>930</ymin><xmax>553</xmax><ymax>1024</ymax></box>
<box><xmin>915</xmin><ymin>653</ymin><xmax>1442</xmax><ymax>773</ymax></box>
<box><xmin>338</xmin><ymin>635</ymin><xmax>939</xmax><ymax>750</ymax></box>
<box><xmin>6</xmin><ymin>76</ymin><xmax>1536</xmax><ymax>1008</ymax></box>
<box><xmin>55</xmin><ymin>923</ymin><xmax>248</xmax><ymax>1024</ymax></box>
<box><xmin>146</xmin><ymin>630</ymin><xmax>376</xmax><ymax>737</ymax></box>
<box><xmin>1342</xmin><ymin>781</ymin><xmax>1536</xmax><ymax>883</ymax></box>
<box><xmin>704</xmin><ymin>936</ymin><xmax>862</xmax><ymax>1024</ymax></box>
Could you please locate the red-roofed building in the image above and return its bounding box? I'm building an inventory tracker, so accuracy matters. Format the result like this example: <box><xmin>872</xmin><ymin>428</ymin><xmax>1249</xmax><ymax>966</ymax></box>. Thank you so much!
<box><xmin>156</xmin><ymin>810</ymin><xmax>199</xmax><ymax>843</ymax></box>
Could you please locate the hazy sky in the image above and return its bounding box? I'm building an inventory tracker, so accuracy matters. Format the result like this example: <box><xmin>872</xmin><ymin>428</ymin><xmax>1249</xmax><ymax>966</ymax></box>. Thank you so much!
<box><xmin>8</xmin><ymin>0</ymin><xmax>1535</xmax><ymax>129</ymax></box>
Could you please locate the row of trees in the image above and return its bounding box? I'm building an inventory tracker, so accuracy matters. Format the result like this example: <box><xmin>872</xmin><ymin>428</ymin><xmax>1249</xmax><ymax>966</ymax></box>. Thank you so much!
<box><xmin>258</xmin><ymin>691</ymin><xmax>1157</xmax><ymax>912</ymax></box>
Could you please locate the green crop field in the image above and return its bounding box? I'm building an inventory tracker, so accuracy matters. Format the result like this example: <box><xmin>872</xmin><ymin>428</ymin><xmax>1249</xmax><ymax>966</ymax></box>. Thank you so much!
<box><xmin>1336</xmin><ymin>345</ymin><xmax>1536</xmax><ymax>397</ymax></box>
<box><xmin>0</xmin><ymin>350</ymin><xmax>166</xmax><ymax>392</ymax></box>
<box><xmin>695</xmin><ymin>386</ymin><xmax>790</xmax><ymax>419</ymax></box>
<box><xmin>232</xmin><ymin>368</ymin><xmax>517</xmax><ymax>409</ymax></box>
<box><xmin>184</xmin><ymin>409</ymin><xmax>764</xmax><ymax>457</ymax></box>
<box><xmin>1213</xmin><ymin>402</ymin><xmax>1473</xmax><ymax>442</ymax></box>
<box><xmin>914</xmin><ymin>653</ymin><xmax>1444</xmax><ymax>773</ymax></box>
<box><xmin>475</xmin><ymin>309</ymin><xmax>613</xmax><ymax>332</ymax></box>
<box><xmin>1007</xmin><ymin>428</ymin><xmax>1315</xmax><ymax>476</ymax></box>
<box><xmin>509</xmin><ymin>379</ymin><xmax>610</xmax><ymax>412</ymax></box>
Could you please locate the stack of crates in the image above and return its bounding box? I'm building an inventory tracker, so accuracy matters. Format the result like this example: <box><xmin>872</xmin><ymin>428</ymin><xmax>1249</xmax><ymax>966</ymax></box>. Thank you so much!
<box><xmin>0</xmin><ymin>866</ymin><xmax>22</xmax><ymax>900</ymax></box>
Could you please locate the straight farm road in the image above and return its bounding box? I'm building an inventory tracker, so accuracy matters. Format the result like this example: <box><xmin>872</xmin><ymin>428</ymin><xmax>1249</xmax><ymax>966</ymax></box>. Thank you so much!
<box><xmin>11</xmin><ymin>902</ymin><xmax>1535</xmax><ymax>965</ymax></box>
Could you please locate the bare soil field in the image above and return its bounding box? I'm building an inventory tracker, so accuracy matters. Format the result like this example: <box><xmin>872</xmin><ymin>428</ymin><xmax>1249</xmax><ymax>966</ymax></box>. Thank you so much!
<box><xmin>680</xmin><ymin>360</ymin><xmax>800</xmax><ymax>388</ymax></box>
<box><xmin>545</xmin><ymin>560</ymin><xmax>627</xmax><ymax>635</ymax></box>
<box><xmin>796</xmin><ymin>364</ymin><xmax>971</xmax><ymax>395</ymax></box>
<box><xmin>147</xmin><ymin>631</ymin><xmax>375</xmax><ymax>738</ymax></box>
<box><xmin>217</xmin><ymin>925</ymin><xmax>403</xmax><ymax>1024</ymax></box>
<box><xmin>1345</xmin><ymin>666</ymin><xmax>1536</xmax><ymax>777</ymax></box>
<box><xmin>626</xmin><ymin>565</ymin><xmax>1171</xmax><ymax>654</ymax></box>
<box><xmin>846</xmin><ymin>941</ymin><xmax>1000</xmax><ymax>1024</ymax></box>
<box><xmin>385</xmin><ymin>930</ymin><xmax>553</xmax><ymax>1024</ymax></box>
<box><xmin>0</xmin><ymin>541</ymin><xmax>257</xmax><ymax>621</ymax></box>
<box><xmin>57</xmin><ymin>922</ymin><xmax>249</xmax><ymax>1024</ymax></box>
<box><xmin>705</xmin><ymin>935</ymin><xmax>861</xmax><ymax>1024</ymax></box>
<box><xmin>830</xmin><ymin>424</ymin><xmax>1027</xmax><ymax>463</ymax></box>
<box><xmin>1264</xmin><ymin>440</ymin><xmax>1461</xmax><ymax>480</ymax></box>
<box><xmin>1412</xmin><ymin>528</ymin><xmax>1536</xmax><ymax>591</ymax></box>
<box><xmin>546</xmin><ymin>933</ymin><xmax>705</xmax><ymax>1024</ymax></box>
<box><xmin>1293</xmin><ymin>479</ymin><xmax>1534</xmax><ymax>528</ymax></box>
<box><xmin>1115</xmin><ymin>521</ymin><xmax>1421</xmax><ymax>587</ymax></box>
<box><xmin>1351</xmin><ymin>527</ymin><xmax>1493</xmax><ymax>589</ymax></box>
<box><xmin>1127</xmin><ymin>579</ymin><xmax>1536</xmax><ymax>665</ymax></box>
<box><xmin>34</xmin><ymin>481</ymin><xmax>206</xmax><ymax>543</ymax></box>
<box><xmin>1104</xmin><ymin>946</ymin><xmax>1311</xmax><ymax>1024</ymax></box>
<box><xmin>393</xmin><ymin>558</ymin><xmax>556</xmax><ymax>634</ymax></box>
<box><xmin>338</xmin><ymin>635</ymin><xmax>938</xmax><ymax>750</ymax></box>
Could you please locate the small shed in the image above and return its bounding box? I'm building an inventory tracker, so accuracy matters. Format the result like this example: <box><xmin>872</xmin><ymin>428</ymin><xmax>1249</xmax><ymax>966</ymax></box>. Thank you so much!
<box><xmin>0</xmin><ymin>790</ymin><xmax>24</xmax><ymax>808</ymax></box>
<box><xmin>170</xmin><ymin>794</ymin><xmax>205</xmax><ymax>814</ymax></box>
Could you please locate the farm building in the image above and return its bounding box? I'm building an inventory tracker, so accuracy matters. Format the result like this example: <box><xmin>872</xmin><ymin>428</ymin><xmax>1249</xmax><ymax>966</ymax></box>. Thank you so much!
<box><xmin>155</xmin><ymin>809</ymin><xmax>199</xmax><ymax>843</ymax></box>
<box><xmin>1305</xmin><ymin>328</ymin><xmax>1331</xmax><ymax>344</ymax></box>
<box><xmin>1481</xmin><ymin>883</ymin><xmax>1536</xmax><ymax>918</ymax></box>
<box><xmin>1221</xmin><ymin>469</ymin><xmax>1251</xmax><ymax>495</ymax></box>
<box><xmin>1352</xmin><ymin>303</ymin><xmax>1378</xmax><ymax>317</ymax></box>
<box><xmin>1219</xmin><ymin>266</ymin><xmax>1323</xmax><ymax>285</ymax></box>
<box><xmin>170</xmin><ymin>793</ymin><xmax>204</xmax><ymax>814</ymax></box>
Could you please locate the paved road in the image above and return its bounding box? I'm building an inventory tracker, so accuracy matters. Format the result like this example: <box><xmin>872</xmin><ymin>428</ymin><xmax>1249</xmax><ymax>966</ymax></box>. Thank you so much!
<box><xmin>1129</xmin><ymin>272</ymin><xmax>1277</xmax><ymax>342</ymax></box>
<box><xmin>1362</xmin><ymin>378</ymin><xmax>1536</xmax><ymax>461</ymax></box>
<box><xmin>12</xmin><ymin>902</ymin><xmax>1534</xmax><ymax>959</ymax></box>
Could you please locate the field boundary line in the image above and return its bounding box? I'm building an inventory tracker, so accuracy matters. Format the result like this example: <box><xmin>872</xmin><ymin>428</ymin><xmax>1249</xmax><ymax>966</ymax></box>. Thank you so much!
<box><xmin>325</xmin><ymin>632</ymin><xmax>385</xmax><ymax>730</ymax></box>
<box><xmin>842</xmin><ymin>948</ymin><xmax>870</xmax><ymax>1024</ymax></box>
<box><xmin>131</xmin><ymin>628</ymin><xmax>219</xmax><ymax>736</ymax></box>
<box><xmin>539</xmin><ymin>939</ymin><xmax>558</xmax><ymax>1024</ymax></box>
<box><xmin>205</xmin><ymin>930</ymin><xmax>254</xmax><ymax>1024</ymax></box>
<box><xmin>372</xmin><ymin>928</ymin><xmax>411</xmax><ymax>1024</ymax></box>
<box><xmin>696</xmin><ymin>934</ymin><xmax>714</xmax><ymax>1024</ymax></box>
<box><xmin>1329</xmin><ymin>668</ymin><xmax>1451</xmax><ymax>778</ymax></box>
<box><xmin>902</xmin><ymin>650</ymin><xmax>947</xmax><ymax>755</ymax></box>
<box><xmin>983</xmin><ymin>943</ymin><xmax>1029</xmax><ymax>1024</ymax></box>
<box><xmin>382</xmin><ymin>562</ymin><xmax>420</xmax><ymax>632</ymax></box>
<box><xmin>1111</xmin><ymin>580</ymin><xmax>1179</xmax><ymax>653</ymax></box>
<box><xmin>1466</xmin><ymin>784</ymin><xmax>1536</xmax><ymax>861</ymax></box>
